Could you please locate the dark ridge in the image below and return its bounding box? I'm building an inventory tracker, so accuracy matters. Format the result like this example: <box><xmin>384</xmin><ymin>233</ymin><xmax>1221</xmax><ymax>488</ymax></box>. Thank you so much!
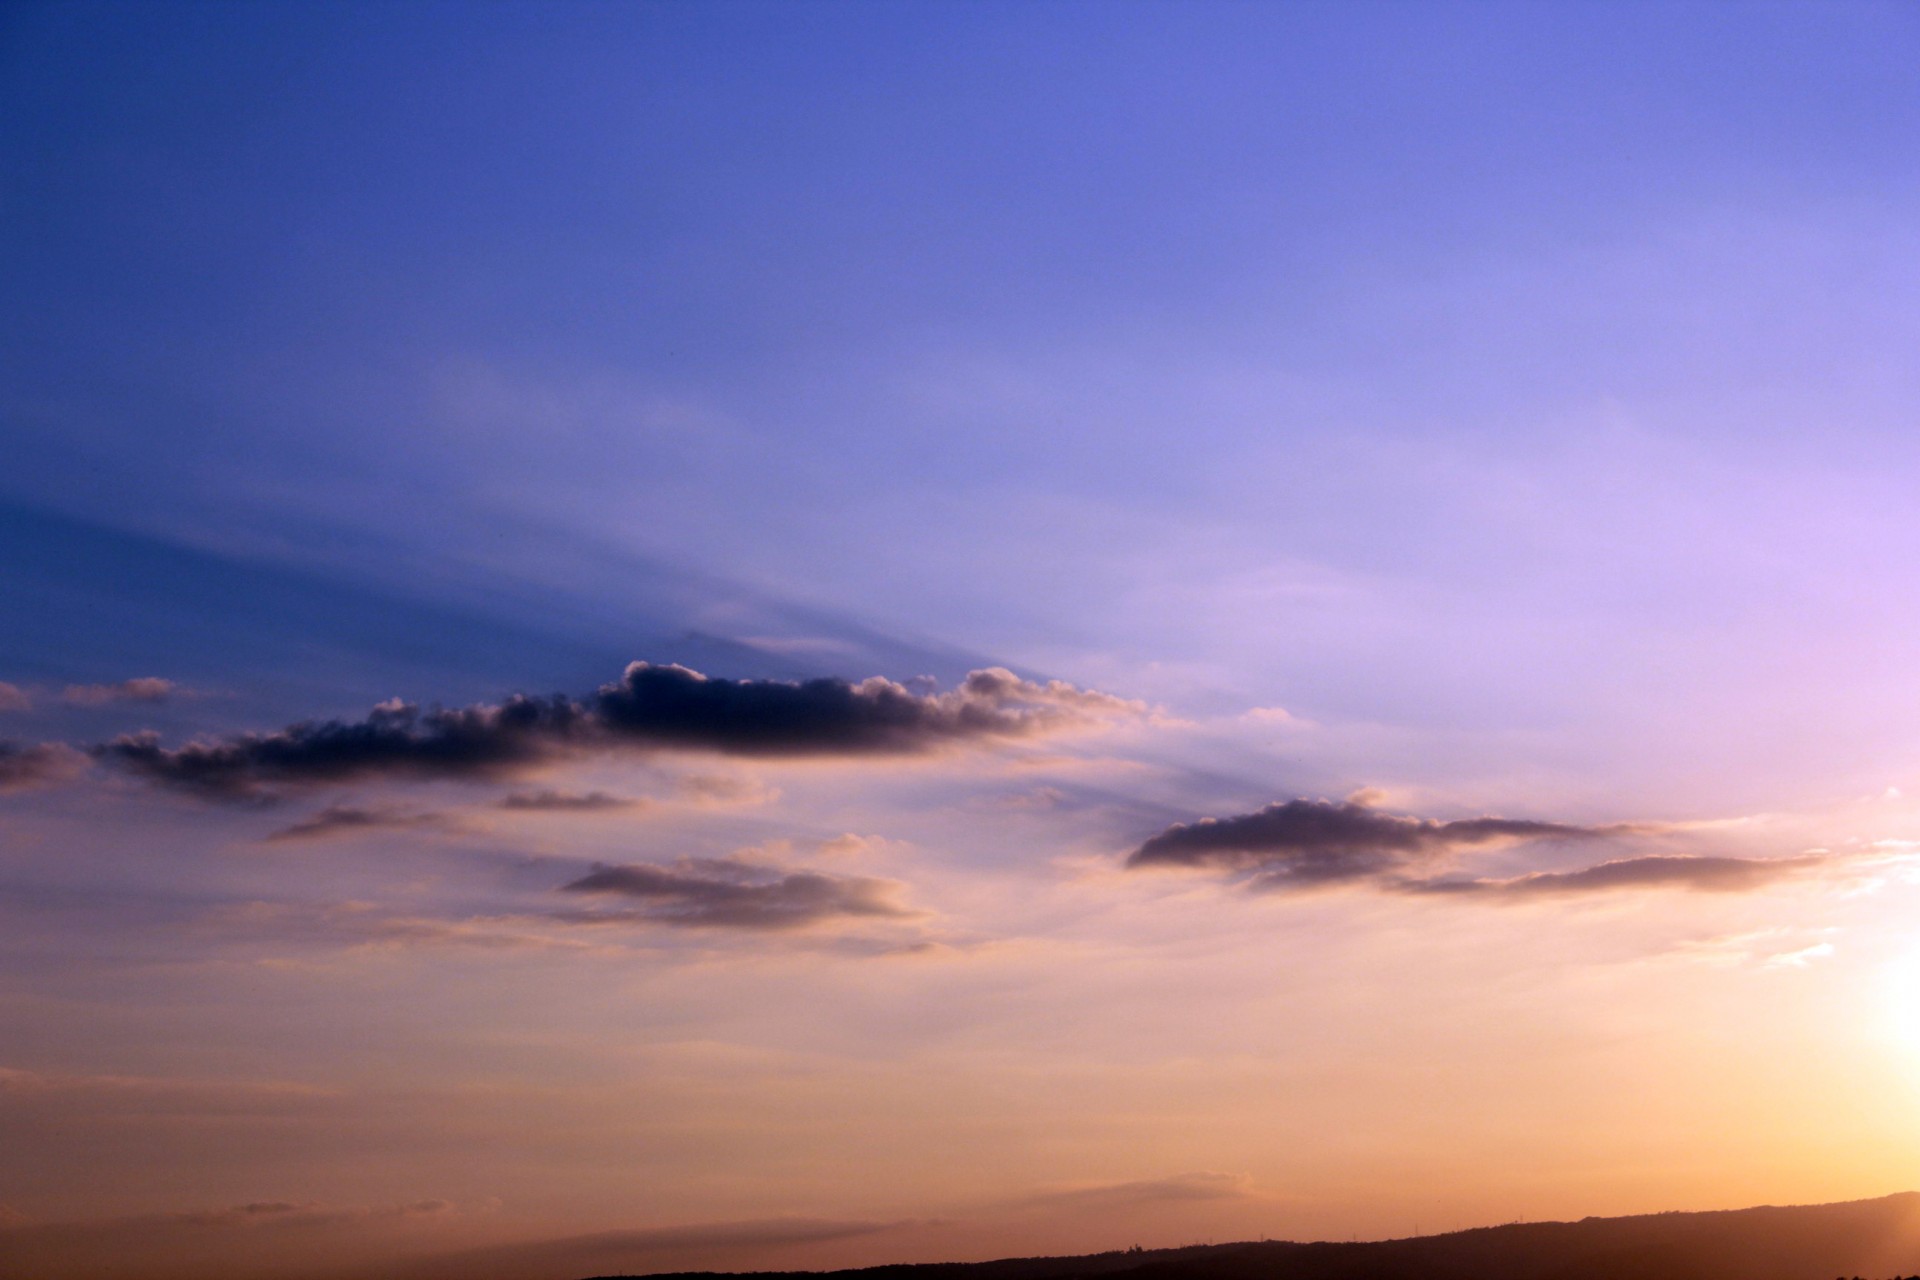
<box><xmin>591</xmin><ymin>1192</ymin><xmax>1920</xmax><ymax>1280</ymax></box>
<box><xmin>596</xmin><ymin>1244</ymin><xmax>1230</xmax><ymax>1280</ymax></box>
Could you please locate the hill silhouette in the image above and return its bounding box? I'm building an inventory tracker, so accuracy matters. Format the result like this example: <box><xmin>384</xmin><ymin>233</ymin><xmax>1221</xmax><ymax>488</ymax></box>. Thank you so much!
<box><xmin>593</xmin><ymin>1192</ymin><xmax>1920</xmax><ymax>1280</ymax></box>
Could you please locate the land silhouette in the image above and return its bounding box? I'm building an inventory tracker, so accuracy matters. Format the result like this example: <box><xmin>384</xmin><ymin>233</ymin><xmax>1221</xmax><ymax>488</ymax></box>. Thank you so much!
<box><xmin>594</xmin><ymin>1193</ymin><xmax>1920</xmax><ymax>1280</ymax></box>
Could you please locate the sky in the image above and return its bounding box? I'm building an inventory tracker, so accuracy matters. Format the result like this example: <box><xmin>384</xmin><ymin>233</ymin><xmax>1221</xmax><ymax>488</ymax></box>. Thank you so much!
<box><xmin>6</xmin><ymin>2</ymin><xmax>1920</xmax><ymax>1277</ymax></box>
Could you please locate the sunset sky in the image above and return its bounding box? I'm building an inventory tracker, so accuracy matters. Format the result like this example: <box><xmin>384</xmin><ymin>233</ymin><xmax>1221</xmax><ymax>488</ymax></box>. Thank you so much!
<box><xmin>7</xmin><ymin>3</ymin><xmax>1920</xmax><ymax>1278</ymax></box>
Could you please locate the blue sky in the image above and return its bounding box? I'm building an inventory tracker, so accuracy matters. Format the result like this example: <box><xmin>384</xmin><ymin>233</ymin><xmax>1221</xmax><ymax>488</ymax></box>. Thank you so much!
<box><xmin>8</xmin><ymin>3</ymin><xmax>1920</xmax><ymax>799</ymax></box>
<box><xmin>11</xmin><ymin>4</ymin><xmax>1919</xmax><ymax>715</ymax></box>
<box><xmin>9</xmin><ymin>5</ymin><xmax>1920</xmax><ymax>1278</ymax></box>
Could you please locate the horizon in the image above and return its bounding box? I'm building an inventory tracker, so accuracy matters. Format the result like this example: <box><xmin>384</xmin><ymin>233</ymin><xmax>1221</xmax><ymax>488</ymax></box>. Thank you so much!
<box><xmin>7</xmin><ymin>3</ymin><xmax>1920</xmax><ymax>1279</ymax></box>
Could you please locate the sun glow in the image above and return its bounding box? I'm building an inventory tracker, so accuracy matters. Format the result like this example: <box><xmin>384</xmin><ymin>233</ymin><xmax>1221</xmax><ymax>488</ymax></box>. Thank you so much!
<box><xmin>1888</xmin><ymin>957</ymin><xmax>1920</xmax><ymax>1051</ymax></box>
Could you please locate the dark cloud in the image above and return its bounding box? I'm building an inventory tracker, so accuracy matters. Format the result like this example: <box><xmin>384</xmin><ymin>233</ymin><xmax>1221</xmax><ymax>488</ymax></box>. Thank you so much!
<box><xmin>97</xmin><ymin>664</ymin><xmax>1135</xmax><ymax>801</ymax></box>
<box><xmin>1126</xmin><ymin>797</ymin><xmax>1814</xmax><ymax>899</ymax></box>
<box><xmin>62</xmin><ymin>677</ymin><xmax>177</xmax><ymax>706</ymax></box>
<box><xmin>261</xmin><ymin>804</ymin><xmax>453</xmax><ymax>843</ymax></box>
<box><xmin>97</xmin><ymin>696</ymin><xmax>590</xmax><ymax>801</ymax></box>
<box><xmin>1410</xmin><ymin>853</ymin><xmax>1824</xmax><ymax>897</ymax></box>
<box><xmin>559</xmin><ymin>856</ymin><xmax>916</xmax><ymax>930</ymax></box>
<box><xmin>0</xmin><ymin>741</ymin><xmax>87</xmax><ymax>793</ymax></box>
<box><xmin>589</xmin><ymin>663</ymin><xmax>1132</xmax><ymax>755</ymax></box>
<box><xmin>497</xmin><ymin>789</ymin><xmax>640</xmax><ymax>812</ymax></box>
<box><xmin>1127</xmin><ymin>797</ymin><xmax>1610</xmax><ymax>888</ymax></box>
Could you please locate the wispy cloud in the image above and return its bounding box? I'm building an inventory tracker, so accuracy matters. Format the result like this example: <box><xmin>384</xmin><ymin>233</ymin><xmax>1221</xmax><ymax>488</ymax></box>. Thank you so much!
<box><xmin>559</xmin><ymin>856</ymin><xmax>919</xmax><ymax>931</ymax></box>
<box><xmin>96</xmin><ymin>664</ymin><xmax>1139</xmax><ymax>801</ymax></box>
<box><xmin>0</xmin><ymin>1196</ymin><xmax>461</xmax><ymax>1238</ymax></box>
<box><xmin>496</xmin><ymin>788</ymin><xmax>642</xmax><ymax>812</ymax></box>
<box><xmin>674</xmin><ymin>772</ymin><xmax>779</xmax><ymax>807</ymax></box>
<box><xmin>387</xmin><ymin>1215</ymin><xmax>911</xmax><ymax>1280</ymax></box>
<box><xmin>997</xmin><ymin>1171</ymin><xmax>1254</xmax><ymax>1214</ymax></box>
<box><xmin>0</xmin><ymin>1064</ymin><xmax>338</xmax><ymax>1114</ymax></box>
<box><xmin>197</xmin><ymin>901</ymin><xmax>610</xmax><ymax>955</ymax></box>
<box><xmin>0</xmin><ymin>741</ymin><xmax>88</xmax><ymax>793</ymax></box>
<box><xmin>261</xmin><ymin>804</ymin><xmax>457</xmax><ymax>844</ymax></box>
<box><xmin>1410</xmin><ymin>853</ymin><xmax>1825</xmax><ymax>897</ymax></box>
<box><xmin>0</xmin><ymin>683</ymin><xmax>29</xmax><ymax>712</ymax></box>
<box><xmin>977</xmin><ymin>785</ymin><xmax>1070</xmax><ymax>812</ymax></box>
<box><xmin>1762</xmin><ymin>940</ymin><xmax>1836</xmax><ymax>968</ymax></box>
<box><xmin>62</xmin><ymin>677</ymin><xmax>178</xmax><ymax>707</ymax></box>
<box><xmin>0</xmin><ymin>1203</ymin><xmax>904</xmax><ymax>1280</ymax></box>
<box><xmin>0</xmin><ymin>1195</ymin><xmax>478</xmax><ymax>1280</ymax></box>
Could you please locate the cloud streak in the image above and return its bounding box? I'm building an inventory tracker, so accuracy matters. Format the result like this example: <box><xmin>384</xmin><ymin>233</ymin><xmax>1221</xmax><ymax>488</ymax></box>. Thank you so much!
<box><xmin>0</xmin><ymin>1065</ymin><xmax>338</xmax><ymax>1116</ymax></box>
<box><xmin>1127</xmin><ymin>796</ymin><xmax>1613</xmax><ymax>888</ymax></box>
<box><xmin>1410</xmin><ymin>853</ymin><xmax>1824</xmax><ymax>897</ymax></box>
<box><xmin>96</xmin><ymin>664</ymin><xmax>1137</xmax><ymax>800</ymax></box>
<box><xmin>999</xmin><ymin>1171</ymin><xmax>1254</xmax><ymax>1214</ymax></box>
<box><xmin>261</xmin><ymin>804</ymin><xmax>455</xmax><ymax>844</ymax></box>
<box><xmin>196</xmin><ymin>901</ymin><xmax>609</xmax><ymax>955</ymax></box>
<box><xmin>1126</xmin><ymin>797</ymin><xmax>1817</xmax><ymax>898</ymax></box>
<box><xmin>559</xmin><ymin>856</ymin><xmax>917</xmax><ymax>930</ymax></box>
<box><xmin>497</xmin><ymin>789</ymin><xmax>641</xmax><ymax>812</ymax></box>
<box><xmin>388</xmin><ymin>1215</ymin><xmax>909</xmax><ymax>1280</ymax></box>
<box><xmin>63</xmin><ymin>677</ymin><xmax>178</xmax><ymax>706</ymax></box>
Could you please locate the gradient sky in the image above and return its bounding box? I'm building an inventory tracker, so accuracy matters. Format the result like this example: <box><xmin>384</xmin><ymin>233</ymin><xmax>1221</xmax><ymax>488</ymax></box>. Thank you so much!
<box><xmin>8</xmin><ymin>3</ymin><xmax>1920</xmax><ymax>1278</ymax></box>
